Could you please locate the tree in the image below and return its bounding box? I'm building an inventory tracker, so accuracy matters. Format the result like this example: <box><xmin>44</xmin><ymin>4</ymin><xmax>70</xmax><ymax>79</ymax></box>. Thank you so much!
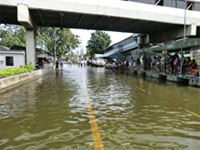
<box><xmin>0</xmin><ymin>24</ymin><xmax>26</xmax><ymax>48</ymax></box>
<box><xmin>0</xmin><ymin>24</ymin><xmax>81</xmax><ymax>59</ymax></box>
<box><xmin>37</xmin><ymin>27</ymin><xmax>80</xmax><ymax>59</ymax></box>
<box><xmin>86</xmin><ymin>30</ymin><xmax>111</xmax><ymax>56</ymax></box>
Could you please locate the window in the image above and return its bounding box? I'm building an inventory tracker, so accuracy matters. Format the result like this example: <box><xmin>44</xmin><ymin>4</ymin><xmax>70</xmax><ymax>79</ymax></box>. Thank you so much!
<box><xmin>6</xmin><ymin>56</ymin><xmax>14</xmax><ymax>66</ymax></box>
<box><xmin>155</xmin><ymin>0</ymin><xmax>163</xmax><ymax>6</ymax></box>
<box><xmin>187</xmin><ymin>2</ymin><xmax>194</xmax><ymax>10</ymax></box>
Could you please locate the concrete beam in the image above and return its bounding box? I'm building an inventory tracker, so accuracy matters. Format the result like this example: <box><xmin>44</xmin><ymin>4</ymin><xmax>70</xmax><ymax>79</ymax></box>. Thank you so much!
<box><xmin>17</xmin><ymin>4</ymin><xmax>34</xmax><ymax>30</ymax></box>
<box><xmin>149</xmin><ymin>24</ymin><xmax>197</xmax><ymax>44</ymax></box>
<box><xmin>2</xmin><ymin>0</ymin><xmax>200</xmax><ymax>26</ymax></box>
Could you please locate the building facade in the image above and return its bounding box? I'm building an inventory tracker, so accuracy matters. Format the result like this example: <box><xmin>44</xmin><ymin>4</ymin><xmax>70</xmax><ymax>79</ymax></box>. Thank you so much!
<box><xmin>122</xmin><ymin>0</ymin><xmax>200</xmax><ymax>11</ymax></box>
<box><xmin>0</xmin><ymin>50</ymin><xmax>25</xmax><ymax>69</ymax></box>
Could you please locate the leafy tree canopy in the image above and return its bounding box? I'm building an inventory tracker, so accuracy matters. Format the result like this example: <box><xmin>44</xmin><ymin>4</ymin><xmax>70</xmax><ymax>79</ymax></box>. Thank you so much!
<box><xmin>0</xmin><ymin>24</ymin><xmax>26</xmax><ymax>48</ymax></box>
<box><xmin>86</xmin><ymin>30</ymin><xmax>111</xmax><ymax>57</ymax></box>
<box><xmin>0</xmin><ymin>24</ymin><xmax>81</xmax><ymax>59</ymax></box>
<box><xmin>37</xmin><ymin>27</ymin><xmax>80</xmax><ymax>59</ymax></box>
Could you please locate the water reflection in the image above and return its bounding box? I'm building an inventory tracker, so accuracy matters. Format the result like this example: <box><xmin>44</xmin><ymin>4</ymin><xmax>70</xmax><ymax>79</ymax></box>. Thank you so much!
<box><xmin>0</xmin><ymin>65</ymin><xmax>200</xmax><ymax>149</ymax></box>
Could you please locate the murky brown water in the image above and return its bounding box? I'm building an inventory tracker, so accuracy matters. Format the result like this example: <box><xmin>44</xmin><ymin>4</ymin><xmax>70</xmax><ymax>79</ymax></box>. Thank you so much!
<box><xmin>0</xmin><ymin>65</ymin><xmax>200</xmax><ymax>150</ymax></box>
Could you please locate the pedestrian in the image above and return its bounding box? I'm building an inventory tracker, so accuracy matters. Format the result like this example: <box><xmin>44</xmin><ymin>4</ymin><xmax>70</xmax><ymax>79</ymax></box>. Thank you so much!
<box><xmin>148</xmin><ymin>57</ymin><xmax>152</xmax><ymax>70</ymax></box>
<box><xmin>68</xmin><ymin>60</ymin><xmax>70</xmax><ymax>65</ymax></box>
<box><xmin>80</xmin><ymin>60</ymin><xmax>83</xmax><ymax>67</ymax></box>
<box><xmin>190</xmin><ymin>59</ymin><xmax>197</xmax><ymax>73</ymax></box>
<box><xmin>173</xmin><ymin>55</ymin><xmax>179</xmax><ymax>74</ymax></box>
<box><xmin>171</xmin><ymin>53</ymin><xmax>177</xmax><ymax>73</ymax></box>
<box><xmin>166</xmin><ymin>53</ymin><xmax>172</xmax><ymax>74</ymax></box>
<box><xmin>112</xmin><ymin>61</ymin><xmax>116</xmax><ymax>70</ymax></box>
<box><xmin>60</xmin><ymin>60</ymin><xmax>64</xmax><ymax>70</ymax></box>
<box><xmin>136</xmin><ymin>57</ymin><xmax>141</xmax><ymax>70</ymax></box>
<box><xmin>181</xmin><ymin>55</ymin><xmax>187</xmax><ymax>75</ymax></box>
<box><xmin>142</xmin><ymin>55</ymin><xmax>148</xmax><ymax>70</ymax></box>
<box><xmin>187</xmin><ymin>58</ymin><xmax>192</xmax><ymax>73</ymax></box>
<box><xmin>155</xmin><ymin>56</ymin><xmax>160</xmax><ymax>72</ymax></box>
<box><xmin>55</xmin><ymin>60</ymin><xmax>59</xmax><ymax>70</ymax></box>
<box><xmin>126</xmin><ymin>60</ymin><xmax>129</xmax><ymax>70</ymax></box>
<box><xmin>152</xmin><ymin>56</ymin><xmax>156</xmax><ymax>71</ymax></box>
<box><xmin>160</xmin><ymin>55</ymin><xmax>165</xmax><ymax>72</ymax></box>
<box><xmin>131</xmin><ymin>57</ymin><xmax>134</xmax><ymax>68</ymax></box>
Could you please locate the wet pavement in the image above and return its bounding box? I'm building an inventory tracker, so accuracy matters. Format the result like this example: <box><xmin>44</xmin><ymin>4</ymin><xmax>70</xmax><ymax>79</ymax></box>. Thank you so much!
<box><xmin>0</xmin><ymin>65</ymin><xmax>200</xmax><ymax>150</ymax></box>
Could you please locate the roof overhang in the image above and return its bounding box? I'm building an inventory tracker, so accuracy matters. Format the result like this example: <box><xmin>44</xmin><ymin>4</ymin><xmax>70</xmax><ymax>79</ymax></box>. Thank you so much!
<box><xmin>102</xmin><ymin>51</ymin><xmax>125</xmax><ymax>59</ymax></box>
<box><xmin>133</xmin><ymin>38</ymin><xmax>200</xmax><ymax>53</ymax></box>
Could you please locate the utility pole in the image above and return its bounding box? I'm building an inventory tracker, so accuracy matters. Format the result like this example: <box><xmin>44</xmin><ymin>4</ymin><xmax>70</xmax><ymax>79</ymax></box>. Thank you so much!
<box><xmin>54</xmin><ymin>28</ymin><xmax>56</xmax><ymax>63</ymax></box>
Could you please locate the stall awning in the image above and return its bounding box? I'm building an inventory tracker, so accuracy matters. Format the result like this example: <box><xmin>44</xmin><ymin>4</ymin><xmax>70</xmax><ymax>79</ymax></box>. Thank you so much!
<box><xmin>132</xmin><ymin>38</ymin><xmax>200</xmax><ymax>54</ymax></box>
<box><xmin>101</xmin><ymin>51</ymin><xmax>125</xmax><ymax>59</ymax></box>
<box><xmin>152</xmin><ymin>38</ymin><xmax>200</xmax><ymax>52</ymax></box>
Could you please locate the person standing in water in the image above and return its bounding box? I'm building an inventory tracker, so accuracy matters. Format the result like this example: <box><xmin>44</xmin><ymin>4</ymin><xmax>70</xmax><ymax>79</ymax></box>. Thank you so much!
<box><xmin>60</xmin><ymin>60</ymin><xmax>64</xmax><ymax>70</ymax></box>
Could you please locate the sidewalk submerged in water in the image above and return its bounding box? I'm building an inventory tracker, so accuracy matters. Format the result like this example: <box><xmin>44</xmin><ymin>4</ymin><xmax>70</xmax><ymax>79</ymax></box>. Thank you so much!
<box><xmin>0</xmin><ymin>68</ymin><xmax>53</xmax><ymax>91</ymax></box>
<box><xmin>131</xmin><ymin>69</ymin><xmax>200</xmax><ymax>87</ymax></box>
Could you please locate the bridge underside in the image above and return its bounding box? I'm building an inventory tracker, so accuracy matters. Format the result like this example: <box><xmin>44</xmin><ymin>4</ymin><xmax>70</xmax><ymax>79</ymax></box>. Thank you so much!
<box><xmin>0</xmin><ymin>5</ymin><xmax>182</xmax><ymax>34</ymax></box>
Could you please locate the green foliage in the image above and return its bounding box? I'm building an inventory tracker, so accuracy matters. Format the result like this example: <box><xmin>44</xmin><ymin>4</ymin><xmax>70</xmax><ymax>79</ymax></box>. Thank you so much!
<box><xmin>196</xmin><ymin>60</ymin><xmax>200</xmax><ymax>67</ymax></box>
<box><xmin>0</xmin><ymin>25</ymin><xmax>80</xmax><ymax>59</ymax></box>
<box><xmin>37</xmin><ymin>27</ymin><xmax>80</xmax><ymax>59</ymax></box>
<box><xmin>86</xmin><ymin>30</ymin><xmax>112</xmax><ymax>57</ymax></box>
<box><xmin>23</xmin><ymin>62</ymin><xmax>35</xmax><ymax>71</ymax></box>
<box><xmin>0</xmin><ymin>24</ymin><xmax>26</xmax><ymax>48</ymax></box>
<box><xmin>0</xmin><ymin>63</ymin><xmax>34</xmax><ymax>79</ymax></box>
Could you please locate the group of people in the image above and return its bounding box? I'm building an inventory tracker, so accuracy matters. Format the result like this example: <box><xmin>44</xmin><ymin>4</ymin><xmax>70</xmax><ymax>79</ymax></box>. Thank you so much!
<box><xmin>165</xmin><ymin>53</ymin><xmax>198</xmax><ymax>75</ymax></box>
<box><xmin>140</xmin><ymin>53</ymin><xmax>198</xmax><ymax>75</ymax></box>
<box><xmin>55</xmin><ymin>60</ymin><xmax>64</xmax><ymax>70</ymax></box>
<box><xmin>55</xmin><ymin>60</ymin><xmax>73</xmax><ymax>70</ymax></box>
<box><xmin>124</xmin><ymin>53</ymin><xmax>198</xmax><ymax>77</ymax></box>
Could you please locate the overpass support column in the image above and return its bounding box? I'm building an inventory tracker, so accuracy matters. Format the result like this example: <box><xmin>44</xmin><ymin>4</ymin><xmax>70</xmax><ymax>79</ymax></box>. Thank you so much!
<box><xmin>17</xmin><ymin>4</ymin><xmax>37</xmax><ymax>66</ymax></box>
<box><xmin>26</xmin><ymin>30</ymin><xmax>36</xmax><ymax>66</ymax></box>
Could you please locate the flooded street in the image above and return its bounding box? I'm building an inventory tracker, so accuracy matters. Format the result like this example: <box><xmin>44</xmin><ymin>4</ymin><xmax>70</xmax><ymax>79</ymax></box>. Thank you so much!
<box><xmin>0</xmin><ymin>65</ymin><xmax>200</xmax><ymax>150</ymax></box>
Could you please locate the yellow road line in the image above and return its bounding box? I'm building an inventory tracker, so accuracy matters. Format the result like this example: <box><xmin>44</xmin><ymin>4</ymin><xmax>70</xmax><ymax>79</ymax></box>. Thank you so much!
<box><xmin>136</xmin><ymin>87</ymin><xmax>146</xmax><ymax>92</ymax></box>
<box><xmin>83</xmin><ymin>78</ymin><xmax>104</xmax><ymax>150</ymax></box>
<box><xmin>185</xmin><ymin>109</ymin><xmax>200</xmax><ymax>118</ymax></box>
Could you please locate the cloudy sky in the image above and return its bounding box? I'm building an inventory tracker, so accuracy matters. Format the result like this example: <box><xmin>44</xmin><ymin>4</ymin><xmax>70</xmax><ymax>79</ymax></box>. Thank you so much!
<box><xmin>70</xmin><ymin>0</ymin><xmax>133</xmax><ymax>54</ymax></box>
<box><xmin>70</xmin><ymin>29</ymin><xmax>133</xmax><ymax>53</ymax></box>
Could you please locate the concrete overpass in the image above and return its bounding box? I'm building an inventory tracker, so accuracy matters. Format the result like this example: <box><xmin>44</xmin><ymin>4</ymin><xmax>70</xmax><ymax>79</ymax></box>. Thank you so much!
<box><xmin>1</xmin><ymin>0</ymin><xmax>200</xmax><ymax>65</ymax></box>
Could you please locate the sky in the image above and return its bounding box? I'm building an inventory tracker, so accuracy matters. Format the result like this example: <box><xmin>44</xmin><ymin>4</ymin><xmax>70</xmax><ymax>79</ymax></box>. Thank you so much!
<box><xmin>70</xmin><ymin>29</ymin><xmax>133</xmax><ymax>54</ymax></box>
<box><xmin>70</xmin><ymin>0</ymin><xmax>133</xmax><ymax>54</ymax></box>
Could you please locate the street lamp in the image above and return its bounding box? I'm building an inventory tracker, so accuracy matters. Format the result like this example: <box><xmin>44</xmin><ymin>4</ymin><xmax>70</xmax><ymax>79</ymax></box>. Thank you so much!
<box><xmin>54</xmin><ymin>28</ymin><xmax>57</xmax><ymax>63</ymax></box>
<box><xmin>180</xmin><ymin>1</ymin><xmax>187</xmax><ymax>76</ymax></box>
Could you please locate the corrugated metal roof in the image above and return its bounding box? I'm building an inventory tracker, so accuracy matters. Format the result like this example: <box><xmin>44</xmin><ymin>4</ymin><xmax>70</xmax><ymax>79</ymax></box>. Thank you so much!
<box><xmin>0</xmin><ymin>45</ymin><xmax>10</xmax><ymax>50</ymax></box>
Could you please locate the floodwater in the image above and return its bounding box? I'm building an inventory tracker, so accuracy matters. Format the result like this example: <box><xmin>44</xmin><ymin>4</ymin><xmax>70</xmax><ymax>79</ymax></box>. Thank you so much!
<box><xmin>0</xmin><ymin>65</ymin><xmax>200</xmax><ymax>150</ymax></box>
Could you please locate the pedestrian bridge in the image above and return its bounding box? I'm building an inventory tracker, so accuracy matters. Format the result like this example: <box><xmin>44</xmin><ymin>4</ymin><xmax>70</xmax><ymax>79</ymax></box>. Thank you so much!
<box><xmin>1</xmin><ymin>0</ymin><xmax>200</xmax><ymax>34</ymax></box>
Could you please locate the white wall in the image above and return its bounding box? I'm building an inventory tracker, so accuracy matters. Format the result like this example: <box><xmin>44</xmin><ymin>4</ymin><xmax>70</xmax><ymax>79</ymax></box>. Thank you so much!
<box><xmin>190</xmin><ymin>47</ymin><xmax>200</xmax><ymax>60</ymax></box>
<box><xmin>37</xmin><ymin>53</ymin><xmax>48</xmax><ymax>58</ymax></box>
<box><xmin>0</xmin><ymin>51</ymin><xmax>25</xmax><ymax>70</ymax></box>
<box><xmin>36</xmin><ymin>53</ymin><xmax>54</xmax><ymax>62</ymax></box>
